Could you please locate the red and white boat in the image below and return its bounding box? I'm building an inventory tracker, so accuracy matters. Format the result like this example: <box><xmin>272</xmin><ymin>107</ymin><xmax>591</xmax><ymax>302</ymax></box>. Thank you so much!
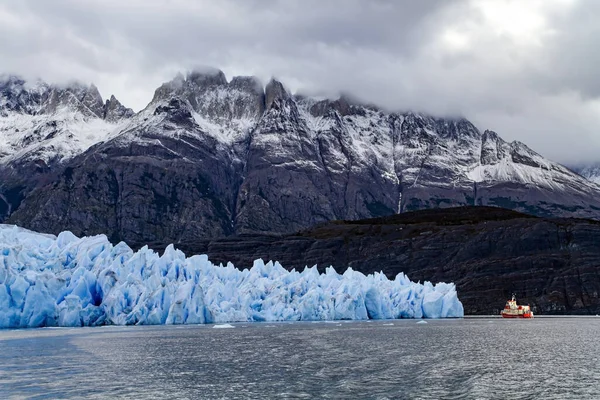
<box><xmin>501</xmin><ymin>295</ymin><xmax>534</xmax><ymax>318</ymax></box>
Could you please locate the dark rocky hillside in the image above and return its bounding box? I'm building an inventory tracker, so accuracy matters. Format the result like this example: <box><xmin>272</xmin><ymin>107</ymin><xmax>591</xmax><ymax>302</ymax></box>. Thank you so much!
<box><xmin>3</xmin><ymin>71</ymin><xmax>600</xmax><ymax>246</ymax></box>
<box><xmin>162</xmin><ymin>206</ymin><xmax>600</xmax><ymax>315</ymax></box>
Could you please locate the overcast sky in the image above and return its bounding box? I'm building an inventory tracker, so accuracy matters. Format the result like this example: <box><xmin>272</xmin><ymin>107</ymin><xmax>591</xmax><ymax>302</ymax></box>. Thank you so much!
<box><xmin>1</xmin><ymin>0</ymin><xmax>599</xmax><ymax>164</ymax></box>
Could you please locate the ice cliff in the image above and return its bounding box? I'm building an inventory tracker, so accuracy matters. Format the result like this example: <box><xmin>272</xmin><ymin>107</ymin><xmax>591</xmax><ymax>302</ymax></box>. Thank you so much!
<box><xmin>0</xmin><ymin>225</ymin><xmax>463</xmax><ymax>328</ymax></box>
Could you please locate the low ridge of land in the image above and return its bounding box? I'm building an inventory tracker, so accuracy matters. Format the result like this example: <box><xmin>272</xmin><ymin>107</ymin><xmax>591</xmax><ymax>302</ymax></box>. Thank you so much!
<box><xmin>153</xmin><ymin>206</ymin><xmax>600</xmax><ymax>315</ymax></box>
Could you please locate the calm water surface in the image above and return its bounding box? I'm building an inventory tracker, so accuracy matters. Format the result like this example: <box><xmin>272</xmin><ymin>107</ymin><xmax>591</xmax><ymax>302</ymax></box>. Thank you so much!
<box><xmin>1</xmin><ymin>318</ymin><xmax>599</xmax><ymax>399</ymax></box>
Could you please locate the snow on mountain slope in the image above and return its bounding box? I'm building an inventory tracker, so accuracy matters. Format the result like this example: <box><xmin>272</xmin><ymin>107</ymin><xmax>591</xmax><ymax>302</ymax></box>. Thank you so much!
<box><xmin>146</xmin><ymin>70</ymin><xmax>264</xmax><ymax>145</ymax></box>
<box><xmin>0</xmin><ymin>108</ymin><xmax>125</xmax><ymax>164</ymax></box>
<box><xmin>571</xmin><ymin>163</ymin><xmax>600</xmax><ymax>185</ymax></box>
<box><xmin>0</xmin><ymin>75</ymin><xmax>132</xmax><ymax>165</ymax></box>
<box><xmin>294</xmin><ymin>97</ymin><xmax>599</xmax><ymax>214</ymax></box>
<box><xmin>299</xmin><ymin>97</ymin><xmax>579</xmax><ymax>193</ymax></box>
<box><xmin>0</xmin><ymin>224</ymin><xmax>463</xmax><ymax>328</ymax></box>
<box><xmin>303</xmin><ymin>97</ymin><xmax>397</xmax><ymax>175</ymax></box>
<box><xmin>3</xmin><ymin>69</ymin><xmax>600</xmax><ymax>245</ymax></box>
<box><xmin>1</xmin><ymin>70</ymin><xmax>591</xmax><ymax>196</ymax></box>
<box><xmin>468</xmin><ymin>133</ymin><xmax>587</xmax><ymax>191</ymax></box>
<box><xmin>250</xmin><ymin>80</ymin><xmax>318</xmax><ymax>164</ymax></box>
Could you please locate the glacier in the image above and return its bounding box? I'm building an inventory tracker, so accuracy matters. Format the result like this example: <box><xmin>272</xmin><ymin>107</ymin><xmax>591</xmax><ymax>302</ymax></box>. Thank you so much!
<box><xmin>0</xmin><ymin>225</ymin><xmax>463</xmax><ymax>328</ymax></box>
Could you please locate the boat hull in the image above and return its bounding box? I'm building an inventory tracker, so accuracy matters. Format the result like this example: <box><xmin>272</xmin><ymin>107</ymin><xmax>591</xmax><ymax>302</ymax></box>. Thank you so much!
<box><xmin>501</xmin><ymin>313</ymin><xmax>534</xmax><ymax>319</ymax></box>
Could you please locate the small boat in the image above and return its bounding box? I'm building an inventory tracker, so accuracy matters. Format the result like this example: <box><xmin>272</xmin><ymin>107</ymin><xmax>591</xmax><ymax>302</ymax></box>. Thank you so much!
<box><xmin>501</xmin><ymin>295</ymin><xmax>534</xmax><ymax>318</ymax></box>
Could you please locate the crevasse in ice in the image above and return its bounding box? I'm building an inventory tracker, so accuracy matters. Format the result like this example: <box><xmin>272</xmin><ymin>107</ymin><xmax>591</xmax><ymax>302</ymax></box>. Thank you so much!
<box><xmin>0</xmin><ymin>225</ymin><xmax>464</xmax><ymax>328</ymax></box>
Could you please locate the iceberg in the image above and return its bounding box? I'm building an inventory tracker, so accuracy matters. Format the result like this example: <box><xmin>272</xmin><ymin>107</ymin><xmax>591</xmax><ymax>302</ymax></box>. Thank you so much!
<box><xmin>0</xmin><ymin>225</ymin><xmax>464</xmax><ymax>328</ymax></box>
<box><xmin>213</xmin><ymin>324</ymin><xmax>235</xmax><ymax>329</ymax></box>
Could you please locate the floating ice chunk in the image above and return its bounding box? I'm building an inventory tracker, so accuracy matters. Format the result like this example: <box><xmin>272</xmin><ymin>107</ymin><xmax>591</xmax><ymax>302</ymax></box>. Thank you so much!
<box><xmin>0</xmin><ymin>224</ymin><xmax>464</xmax><ymax>328</ymax></box>
<box><xmin>213</xmin><ymin>324</ymin><xmax>235</xmax><ymax>329</ymax></box>
<box><xmin>416</xmin><ymin>320</ymin><xmax>428</xmax><ymax>324</ymax></box>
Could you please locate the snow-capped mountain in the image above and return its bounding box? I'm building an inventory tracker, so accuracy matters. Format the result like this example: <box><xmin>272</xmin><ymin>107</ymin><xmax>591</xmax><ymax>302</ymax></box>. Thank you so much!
<box><xmin>571</xmin><ymin>163</ymin><xmax>600</xmax><ymax>185</ymax></box>
<box><xmin>2</xmin><ymin>69</ymin><xmax>600</xmax><ymax>246</ymax></box>
<box><xmin>0</xmin><ymin>75</ymin><xmax>132</xmax><ymax>166</ymax></box>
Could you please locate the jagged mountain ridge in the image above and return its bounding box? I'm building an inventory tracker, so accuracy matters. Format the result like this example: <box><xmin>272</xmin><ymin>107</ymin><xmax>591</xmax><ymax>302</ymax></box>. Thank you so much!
<box><xmin>571</xmin><ymin>163</ymin><xmax>600</xmax><ymax>185</ymax></box>
<box><xmin>1</xmin><ymin>69</ymin><xmax>600</xmax><ymax>246</ymax></box>
<box><xmin>0</xmin><ymin>75</ymin><xmax>133</xmax><ymax>166</ymax></box>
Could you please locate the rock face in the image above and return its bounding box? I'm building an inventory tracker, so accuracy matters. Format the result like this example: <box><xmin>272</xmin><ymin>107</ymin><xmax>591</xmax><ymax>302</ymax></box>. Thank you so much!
<box><xmin>168</xmin><ymin>206</ymin><xmax>600</xmax><ymax>315</ymax></box>
<box><xmin>0</xmin><ymin>75</ymin><xmax>133</xmax><ymax>221</ymax></box>
<box><xmin>2</xmin><ymin>70</ymin><xmax>600</xmax><ymax>246</ymax></box>
<box><xmin>104</xmin><ymin>95</ymin><xmax>134</xmax><ymax>122</ymax></box>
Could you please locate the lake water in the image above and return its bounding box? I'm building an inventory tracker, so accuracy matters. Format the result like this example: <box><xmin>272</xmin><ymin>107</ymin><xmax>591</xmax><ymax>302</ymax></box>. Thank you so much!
<box><xmin>1</xmin><ymin>318</ymin><xmax>599</xmax><ymax>399</ymax></box>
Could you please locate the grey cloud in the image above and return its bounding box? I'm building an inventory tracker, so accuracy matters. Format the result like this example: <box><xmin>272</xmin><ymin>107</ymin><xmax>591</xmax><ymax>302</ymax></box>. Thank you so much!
<box><xmin>0</xmin><ymin>0</ymin><xmax>599</xmax><ymax>164</ymax></box>
<box><xmin>535</xmin><ymin>2</ymin><xmax>600</xmax><ymax>99</ymax></box>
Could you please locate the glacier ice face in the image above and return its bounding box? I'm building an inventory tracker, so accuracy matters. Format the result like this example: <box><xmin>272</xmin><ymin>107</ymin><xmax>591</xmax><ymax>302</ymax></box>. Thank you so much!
<box><xmin>0</xmin><ymin>225</ymin><xmax>463</xmax><ymax>328</ymax></box>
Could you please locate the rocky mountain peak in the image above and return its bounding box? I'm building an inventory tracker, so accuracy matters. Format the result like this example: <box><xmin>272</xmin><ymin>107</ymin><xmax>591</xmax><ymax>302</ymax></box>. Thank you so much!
<box><xmin>151</xmin><ymin>69</ymin><xmax>234</xmax><ymax>106</ymax></box>
<box><xmin>104</xmin><ymin>94</ymin><xmax>134</xmax><ymax>122</ymax></box>
<box><xmin>436</xmin><ymin>118</ymin><xmax>480</xmax><ymax>140</ymax></box>
<box><xmin>0</xmin><ymin>76</ymin><xmax>37</xmax><ymax>115</ymax></box>
<box><xmin>148</xmin><ymin>70</ymin><xmax>267</xmax><ymax>143</ymax></box>
<box><xmin>265</xmin><ymin>78</ymin><xmax>289</xmax><ymax>111</ymax></box>
<box><xmin>482</xmin><ymin>129</ymin><xmax>500</xmax><ymax>141</ymax></box>
<box><xmin>480</xmin><ymin>130</ymin><xmax>508</xmax><ymax>165</ymax></box>
<box><xmin>333</xmin><ymin>95</ymin><xmax>353</xmax><ymax>116</ymax></box>
<box><xmin>151</xmin><ymin>74</ymin><xmax>186</xmax><ymax>104</ymax></box>
<box><xmin>229</xmin><ymin>76</ymin><xmax>263</xmax><ymax>95</ymax></box>
<box><xmin>306</xmin><ymin>94</ymin><xmax>376</xmax><ymax>119</ymax></box>
<box><xmin>187</xmin><ymin>68</ymin><xmax>227</xmax><ymax>87</ymax></box>
<box><xmin>35</xmin><ymin>81</ymin><xmax>105</xmax><ymax>118</ymax></box>
<box><xmin>79</xmin><ymin>83</ymin><xmax>105</xmax><ymax>118</ymax></box>
<box><xmin>571</xmin><ymin>162</ymin><xmax>600</xmax><ymax>185</ymax></box>
<box><xmin>0</xmin><ymin>75</ymin><xmax>26</xmax><ymax>95</ymax></box>
<box><xmin>400</xmin><ymin>112</ymin><xmax>428</xmax><ymax>133</ymax></box>
<box><xmin>509</xmin><ymin>141</ymin><xmax>545</xmax><ymax>168</ymax></box>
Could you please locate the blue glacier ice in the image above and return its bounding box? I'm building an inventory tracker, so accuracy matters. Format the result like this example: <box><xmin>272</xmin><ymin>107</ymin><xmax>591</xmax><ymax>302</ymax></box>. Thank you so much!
<box><xmin>0</xmin><ymin>225</ymin><xmax>464</xmax><ymax>328</ymax></box>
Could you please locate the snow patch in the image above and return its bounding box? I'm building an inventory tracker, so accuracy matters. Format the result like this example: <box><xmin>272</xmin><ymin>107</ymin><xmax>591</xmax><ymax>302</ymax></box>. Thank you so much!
<box><xmin>0</xmin><ymin>107</ymin><xmax>124</xmax><ymax>164</ymax></box>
